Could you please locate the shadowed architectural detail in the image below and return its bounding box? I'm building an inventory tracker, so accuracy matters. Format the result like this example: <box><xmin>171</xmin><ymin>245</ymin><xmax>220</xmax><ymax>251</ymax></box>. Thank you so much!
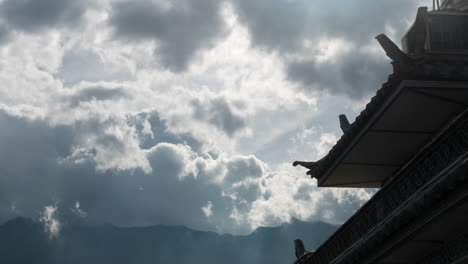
<box><xmin>418</xmin><ymin>234</ymin><xmax>468</xmax><ymax>264</ymax></box>
<box><xmin>292</xmin><ymin>1</ymin><xmax>468</xmax><ymax>263</ymax></box>
<box><xmin>339</xmin><ymin>114</ymin><xmax>350</xmax><ymax>133</ymax></box>
<box><xmin>293</xmin><ymin>161</ymin><xmax>319</xmax><ymax>176</ymax></box>
<box><xmin>295</xmin><ymin>239</ymin><xmax>313</xmax><ymax>259</ymax></box>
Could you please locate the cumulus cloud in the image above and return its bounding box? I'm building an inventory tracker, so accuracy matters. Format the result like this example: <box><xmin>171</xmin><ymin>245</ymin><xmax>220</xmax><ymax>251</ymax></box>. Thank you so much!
<box><xmin>288</xmin><ymin>127</ymin><xmax>339</xmax><ymax>162</ymax></box>
<box><xmin>0</xmin><ymin>108</ymin><xmax>257</xmax><ymax>233</ymax></box>
<box><xmin>224</xmin><ymin>155</ymin><xmax>263</xmax><ymax>184</ymax></box>
<box><xmin>0</xmin><ymin>108</ymin><xmax>372</xmax><ymax>235</ymax></box>
<box><xmin>40</xmin><ymin>205</ymin><xmax>61</xmax><ymax>239</ymax></box>
<box><xmin>201</xmin><ymin>201</ymin><xmax>213</xmax><ymax>218</ymax></box>
<box><xmin>192</xmin><ymin>96</ymin><xmax>246</xmax><ymax>137</ymax></box>
<box><xmin>109</xmin><ymin>0</ymin><xmax>227</xmax><ymax>72</ymax></box>
<box><xmin>245</xmin><ymin>164</ymin><xmax>373</xmax><ymax>228</ymax></box>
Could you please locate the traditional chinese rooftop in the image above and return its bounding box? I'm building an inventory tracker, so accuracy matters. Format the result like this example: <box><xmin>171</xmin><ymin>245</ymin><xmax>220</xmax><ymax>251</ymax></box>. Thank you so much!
<box><xmin>294</xmin><ymin>5</ymin><xmax>468</xmax><ymax>188</ymax></box>
<box><xmin>293</xmin><ymin>1</ymin><xmax>468</xmax><ymax>263</ymax></box>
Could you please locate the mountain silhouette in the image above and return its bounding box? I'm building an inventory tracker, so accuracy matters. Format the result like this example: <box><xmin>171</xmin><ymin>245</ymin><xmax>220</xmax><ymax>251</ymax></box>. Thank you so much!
<box><xmin>0</xmin><ymin>217</ymin><xmax>337</xmax><ymax>264</ymax></box>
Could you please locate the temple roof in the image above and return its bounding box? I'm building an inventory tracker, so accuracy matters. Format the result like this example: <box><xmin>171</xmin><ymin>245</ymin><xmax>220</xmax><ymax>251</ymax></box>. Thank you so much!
<box><xmin>297</xmin><ymin>78</ymin><xmax>468</xmax><ymax>188</ymax></box>
<box><xmin>291</xmin><ymin>4</ymin><xmax>468</xmax><ymax>264</ymax></box>
<box><xmin>294</xmin><ymin>33</ymin><xmax>468</xmax><ymax>188</ymax></box>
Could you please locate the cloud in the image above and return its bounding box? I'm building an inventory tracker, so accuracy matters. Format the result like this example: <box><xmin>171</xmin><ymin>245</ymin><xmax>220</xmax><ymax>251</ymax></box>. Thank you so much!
<box><xmin>0</xmin><ymin>107</ymin><xmax>373</xmax><ymax>235</ymax></box>
<box><xmin>232</xmin><ymin>0</ymin><xmax>422</xmax><ymax>51</ymax></box>
<box><xmin>70</xmin><ymin>201</ymin><xmax>87</xmax><ymax>218</ymax></box>
<box><xmin>109</xmin><ymin>0</ymin><xmax>227</xmax><ymax>72</ymax></box>
<box><xmin>59</xmin><ymin>49</ymin><xmax>135</xmax><ymax>85</ymax></box>
<box><xmin>0</xmin><ymin>0</ymin><xmax>90</xmax><ymax>32</ymax></box>
<box><xmin>224</xmin><ymin>155</ymin><xmax>263</xmax><ymax>184</ymax></box>
<box><xmin>0</xmin><ymin>108</ymin><xmax>259</xmax><ymax>234</ymax></box>
<box><xmin>245</xmin><ymin>164</ymin><xmax>373</xmax><ymax>228</ymax></box>
<box><xmin>201</xmin><ymin>201</ymin><xmax>213</xmax><ymax>218</ymax></box>
<box><xmin>288</xmin><ymin>127</ymin><xmax>339</xmax><ymax>162</ymax></box>
<box><xmin>0</xmin><ymin>0</ymin><xmax>390</xmax><ymax>236</ymax></box>
<box><xmin>287</xmin><ymin>50</ymin><xmax>392</xmax><ymax>98</ymax></box>
<box><xmin>192</xmin><ymin>96</ymin><xmax>246</xmax><ymax>137</ymax></box>
<box><xmin>40</xmin><ymin>205</ymin><xmax>61</xmax><ymax>239</ymax></box>
<box><xmin>0</xmin><ymin>23</ymin><xmax>11</xmax><ymax>44</ymax></box>
<box><xmin>230</xmin><ymin>0</ymin><xmax>309</xmax><ymax>52</ymax></box>
<box><xmin>230</xmin><ymin>0</ymin><xmax>425</xmax><ymax>97</ymax></box>
<box><xmin>127</xmin><ymin>111</ymin><xmax>203</xmax><ymax>151</ymax></box>
<box><xmin>68</xmin><ymin>86</ymin><xmax>129</xmax><ymax>107</ymax></box>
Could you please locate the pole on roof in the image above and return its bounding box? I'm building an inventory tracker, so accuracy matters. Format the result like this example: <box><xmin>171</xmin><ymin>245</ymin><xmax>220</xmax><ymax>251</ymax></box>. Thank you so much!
<box><xmin>437</xmin><ymin>0</ymin><xmax>441</xmax><ymax>9</ymax></box>
<box><xmin>433</xmin><ymin>0</ymin><xmax>436</xmax><ymax>10</ymax></box>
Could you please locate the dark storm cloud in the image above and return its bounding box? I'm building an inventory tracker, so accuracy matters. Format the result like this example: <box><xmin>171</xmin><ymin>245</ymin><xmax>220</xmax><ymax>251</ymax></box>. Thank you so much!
<box><xmin>109</xmin><ymin>0</ymin><xmax>226</xmax><ymax>72</ymax></box>
<box><xmin>68</xmin><ymin>87</ymin><xmax>129</xmax><ymax>107</ymax></box>
<box><xmin>0</xmin><ymin>0</ymin><xmax>89</xmax><ymax>32</ymax></box>
<box><xmin>232</xmin><ymin>0</ymin><xmax>420</xmax><ymax>51</ymax></box>
<box><xmin>0</xmin><ymin>109</ymin><xmax>264</xmax><ymax>234</ymax></box>
<box><xmin>231</xmin><ymin>0</ymin><xmax>310</xmax><ymax>52</ymax></box>
<box><xmin>192</xmin><ymin>97</ymin><xmax>246</xmax><ymax>136</ymax></box>
<box><xmin>231</xmin><ymin>0</ymin><xmax>423</xmax><ymax>97</ymax></box>
<box><xmin>0</xmin><ymin>110</ymin><xmax>75</xmax><ymax>220</ymax></box>
<box><xmin>287</xmin><ymin>53</ymin><xmax>392</xmax><ymax>98</ymax></box>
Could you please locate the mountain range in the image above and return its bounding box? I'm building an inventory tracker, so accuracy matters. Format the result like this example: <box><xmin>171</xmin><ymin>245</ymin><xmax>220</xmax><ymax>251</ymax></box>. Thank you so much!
<box><xmin>0</xmin><ymin>217</ymin><xmax>337</xmax><ymax>264</ymax></box>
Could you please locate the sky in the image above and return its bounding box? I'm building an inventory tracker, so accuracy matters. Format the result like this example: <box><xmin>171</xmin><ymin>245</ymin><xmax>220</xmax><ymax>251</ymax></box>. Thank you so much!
<box><xmin>0</xmin><ymin>0</ymin><xmax>428</xmax><ymax>236</ymax></box>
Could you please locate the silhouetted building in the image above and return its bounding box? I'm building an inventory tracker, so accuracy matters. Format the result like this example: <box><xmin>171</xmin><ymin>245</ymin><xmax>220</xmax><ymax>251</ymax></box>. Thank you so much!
<box><xmin>293</xmin><ymin>1</ymin><xmax>468</xmax><ymax>263</ymax></box>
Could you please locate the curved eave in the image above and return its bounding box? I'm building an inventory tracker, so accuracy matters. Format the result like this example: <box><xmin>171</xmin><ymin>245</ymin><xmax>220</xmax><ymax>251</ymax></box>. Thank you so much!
<box><xmin>313</xmin><ymin>79</ymin><xmax>468</xmax><ymax>188</ymax></box>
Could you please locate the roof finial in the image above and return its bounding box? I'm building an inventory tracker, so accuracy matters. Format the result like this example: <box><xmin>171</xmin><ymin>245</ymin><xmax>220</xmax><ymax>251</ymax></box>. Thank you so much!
<box><xmin>294</xmin><ymin>239</ymin><xmax>307</xmax><ymax>258</ymax></box>
<box><xmin>375</xmin><ymin>34</ymin><xmax>414</xmax><ymax>72</ymax></box>
<box><xmin>339</xmin><ymin>114</ymin><xmax>350</xmax><ymax>133</ymax></box>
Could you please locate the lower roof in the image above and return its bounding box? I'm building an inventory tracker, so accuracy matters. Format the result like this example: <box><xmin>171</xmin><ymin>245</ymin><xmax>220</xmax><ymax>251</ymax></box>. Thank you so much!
<box><xmin>318</xmin><ymin>80</ymin><xmax>468</xmax><ymax>188</ymax></box>
<box><xmin>294</xmin><ymin>111</ymin><xmax>468</xmax><ymax>263</ymax></box>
